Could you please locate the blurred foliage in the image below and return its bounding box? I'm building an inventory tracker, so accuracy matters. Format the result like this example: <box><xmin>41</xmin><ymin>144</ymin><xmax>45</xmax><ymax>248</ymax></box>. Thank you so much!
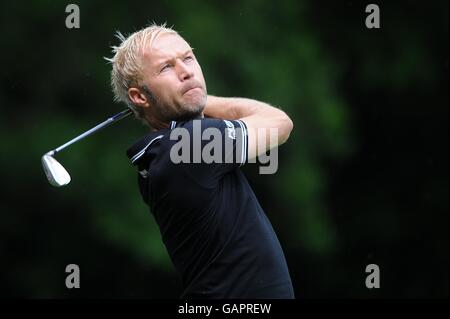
<box><xmin>0</xmin><ymin>0</ymin><xmax>447</xmax><ymax>298</ymax></box>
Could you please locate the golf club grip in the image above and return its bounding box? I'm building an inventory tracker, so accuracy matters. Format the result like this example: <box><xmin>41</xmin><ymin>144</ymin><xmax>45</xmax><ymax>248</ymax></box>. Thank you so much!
<box><xmin>53</xmin><ymin>109</ymin><xmax>133</xmax><ymax>154</ymax></box>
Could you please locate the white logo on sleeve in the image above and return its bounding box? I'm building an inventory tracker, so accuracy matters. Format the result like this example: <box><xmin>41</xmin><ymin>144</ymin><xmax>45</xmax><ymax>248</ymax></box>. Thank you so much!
<box><xmin>224</xmin><ymin>120</ymin><xmax>236</xmax><ymax>140</ymax></box>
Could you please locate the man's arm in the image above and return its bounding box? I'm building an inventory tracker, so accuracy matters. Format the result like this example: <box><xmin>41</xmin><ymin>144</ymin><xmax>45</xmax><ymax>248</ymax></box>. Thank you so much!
<box><xmin>204</xmin><ymin>95</ymin><xmax>294</xmax><ymax>160</ymax></box>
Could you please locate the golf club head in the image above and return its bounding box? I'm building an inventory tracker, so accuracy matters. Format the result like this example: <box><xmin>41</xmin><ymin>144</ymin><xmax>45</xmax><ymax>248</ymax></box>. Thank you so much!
<box><xmin>41</xmin><ymin>154</ymin><xmax>71</xmax><ymax>187</ymax></box>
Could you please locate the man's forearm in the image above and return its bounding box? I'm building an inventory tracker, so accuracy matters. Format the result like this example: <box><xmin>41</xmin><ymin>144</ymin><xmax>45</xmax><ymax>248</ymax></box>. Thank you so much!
<box><xmin>204</xmin><ymin>95</ymin><xmax>275</xmax><ymax>120</ymax></box>
<box><xmin>204</xmin><ymin>95</ymin><xmax>294</xmax><ymax>158</ymax></box>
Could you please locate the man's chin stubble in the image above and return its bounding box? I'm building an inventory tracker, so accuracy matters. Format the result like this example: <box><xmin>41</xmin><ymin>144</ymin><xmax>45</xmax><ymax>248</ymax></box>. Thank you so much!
<box><xmin>171</xmin><ymin>106</ymin><xmax>205</xmax><ymax>122</ymax></box>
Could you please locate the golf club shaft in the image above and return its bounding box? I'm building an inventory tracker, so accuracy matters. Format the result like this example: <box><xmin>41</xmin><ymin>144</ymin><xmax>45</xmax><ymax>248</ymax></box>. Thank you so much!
<box><xmin>49</xmin><ymin>109</ymin><xmax>133</xmax><ymax>156</ymax></box>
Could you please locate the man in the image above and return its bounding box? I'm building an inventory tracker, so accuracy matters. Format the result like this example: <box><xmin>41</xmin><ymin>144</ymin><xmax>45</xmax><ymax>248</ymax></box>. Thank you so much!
<box><xmin>107</xmin><ymin>24</ymin><xmax>294</xmax><ymax>298</ymax></box>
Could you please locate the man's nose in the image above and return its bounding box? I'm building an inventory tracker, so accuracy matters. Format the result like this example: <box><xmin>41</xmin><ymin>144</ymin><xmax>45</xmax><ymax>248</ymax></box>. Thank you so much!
<box><xmin>176</xmin><ymin>60</ymin><xmax>194</xmax><ymax>81</ymax></box>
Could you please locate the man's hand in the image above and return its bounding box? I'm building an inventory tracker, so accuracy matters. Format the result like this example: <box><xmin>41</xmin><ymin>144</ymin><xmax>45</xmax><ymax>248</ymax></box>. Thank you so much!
<box><xmin>204</xmin><ymin>95</ymin><xmax>293</xmax><ymax>160</ymax></box>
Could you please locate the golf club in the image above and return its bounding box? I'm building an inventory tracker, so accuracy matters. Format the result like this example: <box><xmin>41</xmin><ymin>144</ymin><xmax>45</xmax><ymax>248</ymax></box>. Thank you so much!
<box><xmin>41</xmin><ymin>108</ymin><xmax>133</xmax><ymax>187</ymax></box>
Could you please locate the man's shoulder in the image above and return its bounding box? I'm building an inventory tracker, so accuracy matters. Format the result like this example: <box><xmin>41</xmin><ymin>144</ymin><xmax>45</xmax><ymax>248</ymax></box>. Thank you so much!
<box><xmin>127</xmin><ymin>132</ymin><xmax>166</xmax><ymax>165</ymax></box>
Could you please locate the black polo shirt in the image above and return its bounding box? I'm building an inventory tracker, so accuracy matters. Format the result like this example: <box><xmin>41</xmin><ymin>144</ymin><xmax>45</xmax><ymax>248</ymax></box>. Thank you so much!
<box><xmin>127</xmin><ymin>118</ymin><xmax>294</xmax><ymax>298</ymax></box>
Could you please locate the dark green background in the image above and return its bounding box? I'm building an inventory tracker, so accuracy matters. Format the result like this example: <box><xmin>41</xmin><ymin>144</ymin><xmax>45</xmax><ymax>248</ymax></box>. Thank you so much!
<box><xmin>0</xmin><ymin>0</ymin><xmax>447</xmax><ymax>298</ymax></box>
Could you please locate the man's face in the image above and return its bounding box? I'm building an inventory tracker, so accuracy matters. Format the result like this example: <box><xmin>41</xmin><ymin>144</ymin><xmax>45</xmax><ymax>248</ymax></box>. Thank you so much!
<box><xmin>139</xmin><ymin>32</ymin><xmax>207</xmax><ymax>123</ymax></box>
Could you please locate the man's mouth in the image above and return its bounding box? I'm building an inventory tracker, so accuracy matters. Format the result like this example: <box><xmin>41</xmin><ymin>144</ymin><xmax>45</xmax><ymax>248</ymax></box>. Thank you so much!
<box><xmin>183</xmin><ymin>87</ymin><xmax>201</xmax><ymax>95</ymax></box>
<box><xmin>182</xmin><ymin>82</ymin><xmax>202</xmax><ymax>95</ymax></box>
<box><xmin>186</xmin><ymin>87</ymin><xmax>199</xmax><ymax>93</ymax></box>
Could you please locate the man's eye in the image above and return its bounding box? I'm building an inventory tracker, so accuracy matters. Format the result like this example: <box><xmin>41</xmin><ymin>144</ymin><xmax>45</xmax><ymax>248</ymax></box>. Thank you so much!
<box><xmin>160</xmin><ymin>64</ymin><xmax>171</xmax><ymax>72</ymax></box>
<box><xmin>184</xmin><ymin>56</ymin><xmax>194</xmax><ymax>62</ymax></box>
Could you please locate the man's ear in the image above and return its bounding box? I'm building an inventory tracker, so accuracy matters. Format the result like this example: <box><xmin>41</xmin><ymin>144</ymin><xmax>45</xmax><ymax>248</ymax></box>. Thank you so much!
<box><xmin>128</xmin><ymin>87</ymin><xmax>150</xmax><ymax>108</ymax></box>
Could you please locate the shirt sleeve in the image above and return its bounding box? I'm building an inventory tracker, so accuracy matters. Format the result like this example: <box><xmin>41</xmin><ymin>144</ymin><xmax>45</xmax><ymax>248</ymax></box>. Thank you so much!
<box><xmin>169</xmin><ymin>118</ymin><xmax>248</xmax><ymax>184</ymax></box>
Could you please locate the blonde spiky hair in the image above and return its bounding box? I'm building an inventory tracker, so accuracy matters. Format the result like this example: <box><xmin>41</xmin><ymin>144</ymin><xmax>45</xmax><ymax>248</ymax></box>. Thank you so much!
<box><xmin>105</xmin><ymin>23</ymin><xmax>178</xmax><ymax>125</ymax></box>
